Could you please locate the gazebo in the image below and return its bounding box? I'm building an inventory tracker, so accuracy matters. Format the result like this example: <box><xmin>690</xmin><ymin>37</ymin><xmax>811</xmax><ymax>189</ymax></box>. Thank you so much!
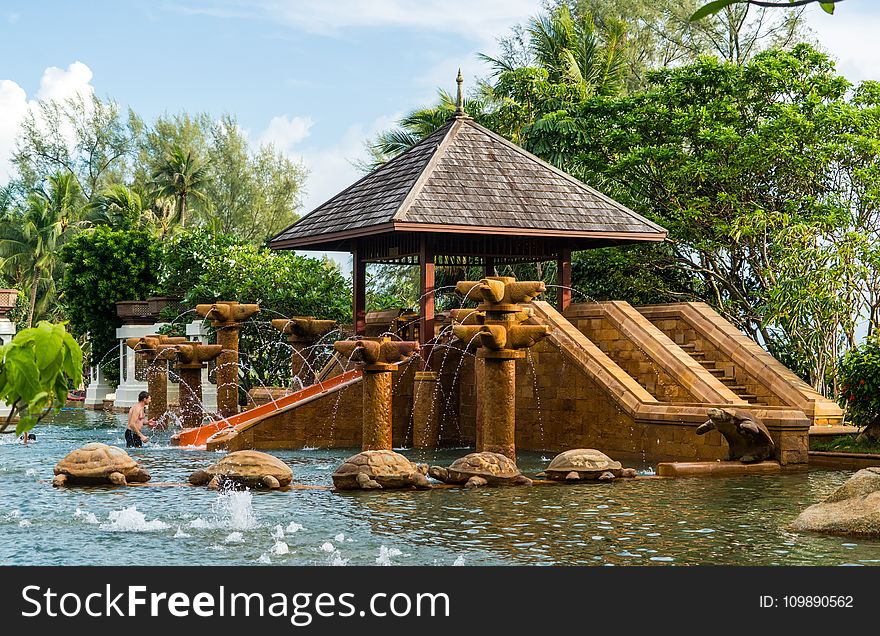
<box><xmin>270</xmin><ymin>75</ymin><xmax>666</xmax><ymax>349</ymax></box>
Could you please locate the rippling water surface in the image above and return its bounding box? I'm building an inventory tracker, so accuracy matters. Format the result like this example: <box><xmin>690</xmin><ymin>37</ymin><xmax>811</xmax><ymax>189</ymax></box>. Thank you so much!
<box><xmin>2</xmin><ymin>409</ymin><xmax>878</xmax><ymax>566</ymax></box>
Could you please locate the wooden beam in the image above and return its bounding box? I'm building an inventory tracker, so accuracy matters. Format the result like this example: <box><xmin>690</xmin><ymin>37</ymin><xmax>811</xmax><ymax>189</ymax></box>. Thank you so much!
<box><xmin>484</xmin><ymin>256</ymin><xmax>495</xmax><ymax>277</ymax></box>
<box><xmin>352</xmin><ymin>244</ymin><xmax>367</xmax><ymax>336</ymax></box>
<box><xmin>557</xmin><ymin>247</ymin><xmax>572</xmax><ymax>312</ymax></box>
<box><xmin>419</xmin><ymin>237</ymin><xmax>435</xmax><ymax>357</ymax></box>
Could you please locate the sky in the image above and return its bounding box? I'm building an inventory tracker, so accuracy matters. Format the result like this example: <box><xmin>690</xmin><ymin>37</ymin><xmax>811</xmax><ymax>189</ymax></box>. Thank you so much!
<box><xmin>1</xmin><ymin>0</ymin><xmax>879</xmax><ymax>251</ymax></box>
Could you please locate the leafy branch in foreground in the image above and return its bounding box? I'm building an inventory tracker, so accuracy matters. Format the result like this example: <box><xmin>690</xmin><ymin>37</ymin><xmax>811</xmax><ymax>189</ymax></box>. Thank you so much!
<box><xmin>691</xmin><ymin>0</ymin><xmax>839</xmax><ymax>21</ymax></box>
<box><xmin>0</xmin><ymin>321</ymin><xmax>83</xmax><ymax>436</ymax></box>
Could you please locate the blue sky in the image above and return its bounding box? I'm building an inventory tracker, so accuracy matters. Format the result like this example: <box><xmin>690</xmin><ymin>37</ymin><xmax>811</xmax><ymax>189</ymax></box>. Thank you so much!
<box><xmin>2</xmin><ymin>0</ymin><xmax>879</xmax><ymax>219</ymax></box>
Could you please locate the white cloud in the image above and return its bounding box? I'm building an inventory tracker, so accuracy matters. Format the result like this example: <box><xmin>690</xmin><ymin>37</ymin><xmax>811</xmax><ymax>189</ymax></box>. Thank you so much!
<box><xmin>36</xmin><ymin>61</ymin><xmax>94</xmax><ymax>102</ymax></box>
<box><xmin>179</xmin><ymin>0</ymin><xmax>537</xmax><ymax>44</ymax></box>
<box><xmin>0</xmin><ymin>61</ymin><xmax>97</xmax><ymax>185</ymax></box>
<box><xmin>0</xmin><ymin>80</ymin><xmax>29</xmax><ymax>183</ymax></box>
<box><xmin>258</xmin><ymin>114</ymin><xmax>314</xmax><ymax>152</ymax></box>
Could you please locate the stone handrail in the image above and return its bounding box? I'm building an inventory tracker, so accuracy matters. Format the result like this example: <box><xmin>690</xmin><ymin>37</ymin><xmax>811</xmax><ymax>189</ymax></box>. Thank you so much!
<box><xmin>564</xmin><ymin>301</ymin><xmax>744</xmax><ymax>405</ymax></box>
<box><xmin>636</xmin><ymin>302</ymin><xmax>843</xmax><ymax>423</ymax></box>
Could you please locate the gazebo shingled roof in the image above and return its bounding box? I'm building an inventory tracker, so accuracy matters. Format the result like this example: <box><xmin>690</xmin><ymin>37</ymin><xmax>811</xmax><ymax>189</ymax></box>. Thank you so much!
<box><xmin>270</xmin><ymin>79</ymin><xmax>666</xmax><ymax>351</ymax></box>
<box><xmin>270</xmin><ymin>116</ymin><xmax>666</xmax><ymax>252</ymax></box>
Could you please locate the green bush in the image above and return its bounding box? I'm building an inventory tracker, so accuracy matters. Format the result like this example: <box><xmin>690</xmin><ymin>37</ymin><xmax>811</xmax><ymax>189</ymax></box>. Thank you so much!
<box><xmin>59</xmin><ymin>227</ymin><xmax>160</xmax><ymax>375</ymax></box>
<box><xmin>838</xmin><ymin>337</ymin><xmax>880</xmax><ymax>438</ymax></box>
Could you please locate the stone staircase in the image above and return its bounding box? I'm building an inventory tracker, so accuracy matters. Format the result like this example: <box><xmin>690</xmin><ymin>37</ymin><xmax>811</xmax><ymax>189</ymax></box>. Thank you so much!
<box><xmin>677</xmin><ymin>341</ymin><xmax>764</xmax><ymax>405</ymax></box>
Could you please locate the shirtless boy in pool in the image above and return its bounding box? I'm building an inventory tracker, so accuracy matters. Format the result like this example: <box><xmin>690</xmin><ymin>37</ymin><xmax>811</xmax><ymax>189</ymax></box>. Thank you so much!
<box><xmin>126</xmin><ymin>391</ymin><xmax>154</xmax><ymax>447</ymax></box>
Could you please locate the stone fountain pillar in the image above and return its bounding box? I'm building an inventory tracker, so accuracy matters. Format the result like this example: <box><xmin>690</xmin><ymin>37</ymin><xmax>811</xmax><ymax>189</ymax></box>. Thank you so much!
<box><xmin>333</xmin><ymin>337</ymin><xmax>419</xmax><ymax>451</ymax></box>
<box><xmin>452</xmin><ymin>277</ymin><xmax>550</xmax><ymax>461</ymax></box>
<box><xmin>271</xmin><ymin>316</ymin><xmax>337</xmax><ymax>386</ymax></box>
<box><xmin>412</xmin><ymin>371</ymin><xmax>440</xmax><ymax>449</ymax></box>
<box><xmin>126</xmin><ymin>335</ymin><xmax>187</xmax><ymax>422</ymax></box>
<box><xmin>195</xmin><ymin>301</ymin><xmax>260</xmax><ymax>418</ymax></box>
<box><xmin>172</xmin><ymin>342</ymin><xmax>223</xmax><ymax>428</ymax></box>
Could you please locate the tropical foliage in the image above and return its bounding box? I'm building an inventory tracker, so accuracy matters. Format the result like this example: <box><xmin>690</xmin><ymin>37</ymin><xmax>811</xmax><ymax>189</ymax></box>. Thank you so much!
<box><xmin>838</xmin><ymin>336</ymin><xmax>880</xmax><ymax>442</ymax></box>
<box><xmin>0</xmin><ymin>321</ymin><xmax>83</xmax><ymax>435</ymax></box>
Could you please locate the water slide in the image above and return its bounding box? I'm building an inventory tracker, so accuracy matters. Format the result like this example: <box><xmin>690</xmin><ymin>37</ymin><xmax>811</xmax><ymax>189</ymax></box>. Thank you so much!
<box><xmin>172</xmin><ymin>369</ymin><xmax>363</xmax><ymax>448</ymax></box>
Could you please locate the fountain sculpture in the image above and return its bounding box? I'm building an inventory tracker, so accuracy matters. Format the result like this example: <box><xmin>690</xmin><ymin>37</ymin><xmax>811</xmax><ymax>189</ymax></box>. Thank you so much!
<box><xmin>332</xmin><ymin>337</ymin><xmax>419</xmax><ymax>450</ymax></box>
<box><xmin>125</xmin><ymin>335</ymin><xmax>187</xmax><ymax>421</ymax></box>
<box><xmin>451</xmin><ymin>276</ymin><xmax>550</xmax><ymax>460</ymax></box>
<box><xmin>195</xmin><ymin>301</ymin><xmax>260</xmax><ymax>418</ymax></box>
<box><xmin>271</xmin><ymin>316</ymin><xmax>337</xmax><ymax>386</ymax></box>
<box><xmin>172</xmin><ymin>341</ymin><xmax>223</xmax><ymax>428</ymax></box>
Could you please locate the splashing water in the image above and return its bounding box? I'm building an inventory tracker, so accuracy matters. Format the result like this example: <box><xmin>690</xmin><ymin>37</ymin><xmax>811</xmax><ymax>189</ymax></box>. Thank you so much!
<box><xmin>74</xmin><ymin>508</ymin><xmax>99</xmax><ymax>525</ymax></box>
<box><xmin>319</xmin><ymin>542</ymin><xmax>335</xmax><ymax>553</ymax></box>
<box><xmin>272</xmin><ymin>524</ymin><xmax>285</xmax><ymax>540</ymax></box>
<box><xmin>224</xmin><ymin>532</ymin><xmax>244</xmax><ymax>543</ymax></box>
<box><xmin>334</xmin><ymin>533</ymin><xmax>345</xmax><ymax>542</ymax></box>
<box><xmin>173</xmin><ymin>526</ymin><xmax>191</xmax><ymax>538</ymax></box>
<box><xmin>99</xmin><ymin>506</ymin><xmax>170</xmax><ymax>532</ymax></box>
<box><xmin>191</xmin><ymin>490</ymin><xmax>258</xmax><ymax>531</ymax></box>
<box><xmin>376</xmin><ymin>545</ymin><xmax>402</xmax><ymax>566</ymax></box>
<box><xmin>453</xmin><ymin>555</ymin><xmax>466</xmax><ymax>566</ymax></box>
<box><xmin>270</xmin><ymin>541</ymin><xmax>290</xmax><ymax>556</ymax></box>
<box><xmin>285</xmin><ymin>521</ymin><xmax>304</xmax><ymax>534</ymax></box>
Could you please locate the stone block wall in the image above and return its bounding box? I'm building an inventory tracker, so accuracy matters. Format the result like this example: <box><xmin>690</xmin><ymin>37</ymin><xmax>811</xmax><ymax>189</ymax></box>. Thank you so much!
<box><xmin>573</xmin><ymin>316</ymin><xmax>698</xmax><ymax>403</ymax></box>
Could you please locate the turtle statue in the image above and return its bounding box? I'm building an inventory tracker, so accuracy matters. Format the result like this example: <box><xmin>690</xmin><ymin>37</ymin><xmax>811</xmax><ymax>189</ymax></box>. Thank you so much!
<box><xmin>189</xmin><ymin>450</ymin><xmax>293</xmax><ymax>490</ymax></box>
<box><xmin>542</xmin><ymin>449</ymin><xmax>637</xmax><ymax>482</ymax></box>
<box><xmin>53</xmin><ymin>443</ymin><xmax>151</xmax><ymax>487</ymax></box>
<box><xmin>697</xmin><ymin>407</ymin><xmax>775</xmax><ymax>464</ymax></box>
<box><xmin>429</xmin><ymin>452</ymin><xmax>533</xmax><ymax>488</ymax></box>
<box><xmin>332</xmin><ymin>450</ymin><xmax>430</xmax><ymax>490</ymax></box>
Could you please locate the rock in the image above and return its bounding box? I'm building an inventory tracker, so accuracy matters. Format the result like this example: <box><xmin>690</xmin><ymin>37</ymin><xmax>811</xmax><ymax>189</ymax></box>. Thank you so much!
<box><xmin>791</xmin><ymin>468</ymin><xmax>880</xmax><ymax>537</ymax></box>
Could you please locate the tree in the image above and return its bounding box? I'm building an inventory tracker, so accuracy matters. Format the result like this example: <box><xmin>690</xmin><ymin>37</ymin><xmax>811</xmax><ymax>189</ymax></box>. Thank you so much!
<box><xmin>59</xmin><ymin>227</ymin><xmax>160</xmax><ymax>374</ymax></box>
<box><xmin>369</xmin><ymin>4</ymin><xmax>627</xmax><ymax>166</ymax></box>
<box><xmin>83</xmin><ymin>183</ymin><xmax>143</xmax><ymax>229</ymax></box>
<box><xmin>12</xmin><ymin>93</ymin><xmax>141</xmax><ymax>200</ymax></box>
<box><xmin>202</xmin><ymin>116</ymin><xmax>306</xmax><ymax>242</ymax></box>
<box><xmin>151</xmin><ymin>147</ymin><xmax>209</xmax><ymax>228</ymax></box>
<box><xmin>523</xmin><ymin>44</ymin><xmax>880</xmax><ymax>393</ymax></box>
<box><xmin>0</xmin><ymin>172</ymin><xmax>84</xmax><ymax>327</ymax></box>
<box><xmin>0</xmin><ymin>321</ymin><xmax>83</xmax><ymax>436</ymax></box>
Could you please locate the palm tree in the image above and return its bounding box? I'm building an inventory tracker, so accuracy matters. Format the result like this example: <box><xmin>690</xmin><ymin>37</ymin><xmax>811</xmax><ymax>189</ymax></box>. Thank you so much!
<box><xmin>524</xmin><ymin>5</ymin><xmax>627</xmax><ymax>96</ymax></box>
<box><xmin>151</xmin><ymin>148</ymin><xmax>209</xmax><ymax>228</ymax></box>
<box><xmin>368</xmin><ymin>5</ymin><xmax>628</xmax><ymax>165</ymax></box>
<box><xmin>0</xmin><ymin>173</ymin><xmax>83</xmax><ymax>327</ymax></box>
<box><xmin>83</xmin><ymin>183</ymin><xmax>143</xmax><ymax>228</ymax></box>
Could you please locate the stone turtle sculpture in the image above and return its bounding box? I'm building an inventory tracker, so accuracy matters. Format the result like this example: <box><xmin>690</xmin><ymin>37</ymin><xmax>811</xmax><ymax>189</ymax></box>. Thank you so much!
<box><xmin>543</xmin><ymin>449</ymin><xmax>637</xmax><ymax>482</ymax></box>
<box><xmin>429</xmin><ymin>452</ymin><xmax>532</xmax><ymax>488</ymax></box>
<box><xmin>332</xmin><ymin>450</ymin><xmax>430</xmax><ymax>490</ymax></box>
<box><xmin>697</xmin><ymin>407</ymin><xmax>775</xmax><ymax>463</ymax></box>
<box><xmin>189</xmin><ymin>450</ymin><xmax>293</xmax><ymax>490</ymax></box>
<box><xmin>53</xmin><ymin>443</ymin><xmax>151</xmax><ymax>487</ymax></box>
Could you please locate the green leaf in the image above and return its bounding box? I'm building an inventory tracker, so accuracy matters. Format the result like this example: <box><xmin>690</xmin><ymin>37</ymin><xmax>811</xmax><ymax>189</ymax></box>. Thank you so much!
<box><xmin>819</xmin><ymin>2</ymin><xmax>835</xmax><ymax>14</ymax></box>
<box><xmin>690</xmin><ymin>0</ymin><xmax>737</xmax><ymax>22</ymax></box>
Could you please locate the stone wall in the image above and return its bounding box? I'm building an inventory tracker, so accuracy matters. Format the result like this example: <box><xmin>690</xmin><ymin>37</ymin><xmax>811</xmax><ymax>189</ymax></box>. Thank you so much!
<box><xmin>573</xmin><ymin>315</ymin><xmax>698</xmax><ymax>403</ymax></box>
<box><xmin>227</xmin><ymin>361</ymin><xmax>419</xmax><ymax>450</ymax></box>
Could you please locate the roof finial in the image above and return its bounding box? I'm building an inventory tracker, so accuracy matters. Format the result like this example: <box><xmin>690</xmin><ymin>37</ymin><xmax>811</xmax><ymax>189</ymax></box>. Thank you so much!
<box><xmin>455</xmin><ymin>68</ymin><xmax>465</xmax><ymax>117</ymax></box>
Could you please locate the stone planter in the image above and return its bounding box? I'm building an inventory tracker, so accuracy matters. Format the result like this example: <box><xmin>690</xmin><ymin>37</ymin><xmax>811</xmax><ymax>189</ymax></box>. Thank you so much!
<box><xmin>146</xmin><ymin>296</ymin><xmax>184</xmax><ymax>319</ymax></box>
<box><xmin>115</xmin><ymin>301</ymin><xmax>153</xmax><ymax>324</ymax></box>
<box><xmin>0</xmin><ymin>288</ymin><xmax>18</xmax><ymax>317</ymax></box>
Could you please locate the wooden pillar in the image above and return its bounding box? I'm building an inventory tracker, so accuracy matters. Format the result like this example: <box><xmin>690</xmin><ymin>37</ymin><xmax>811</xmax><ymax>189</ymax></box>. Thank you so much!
<box><xmin>557</xmin><ymin>247</ymin><xmax>572</xmax><ymax>313</ymax></box>
<box><xmin>484</xmin><ymin>256</ymin><xmax>495</xmax><ymax>278</ymax></box>
<box><xmin>419</xmin><ymin>237</ymin><xmax>435</xmax><ymax>355</ymax></box>
<box><xmin>352</xmin><ymin>244</ymin><xmax>367</xmax><ymax>336</ymax></box>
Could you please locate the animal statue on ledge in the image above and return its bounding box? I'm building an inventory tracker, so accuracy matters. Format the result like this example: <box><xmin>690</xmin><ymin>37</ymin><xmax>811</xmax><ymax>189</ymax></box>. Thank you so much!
<box><xmin>697</xmin><ymin>408</ymin><xmax>775</xmax><ymax>463</ymax></box>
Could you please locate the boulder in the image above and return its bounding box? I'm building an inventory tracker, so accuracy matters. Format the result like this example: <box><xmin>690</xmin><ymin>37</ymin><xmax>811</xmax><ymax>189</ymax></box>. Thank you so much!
<box><xmin>790</xmin><ymin>467</ymin><xmax>880</xmax><ymax>537</ymax></box>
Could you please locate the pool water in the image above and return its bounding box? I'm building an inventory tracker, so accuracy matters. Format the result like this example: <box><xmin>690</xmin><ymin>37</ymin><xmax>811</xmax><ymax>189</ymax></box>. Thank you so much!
<box><xmin>2</xmin><ymin>408</ymin><xmax>879</xmax><ymax>566</ymax></box>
